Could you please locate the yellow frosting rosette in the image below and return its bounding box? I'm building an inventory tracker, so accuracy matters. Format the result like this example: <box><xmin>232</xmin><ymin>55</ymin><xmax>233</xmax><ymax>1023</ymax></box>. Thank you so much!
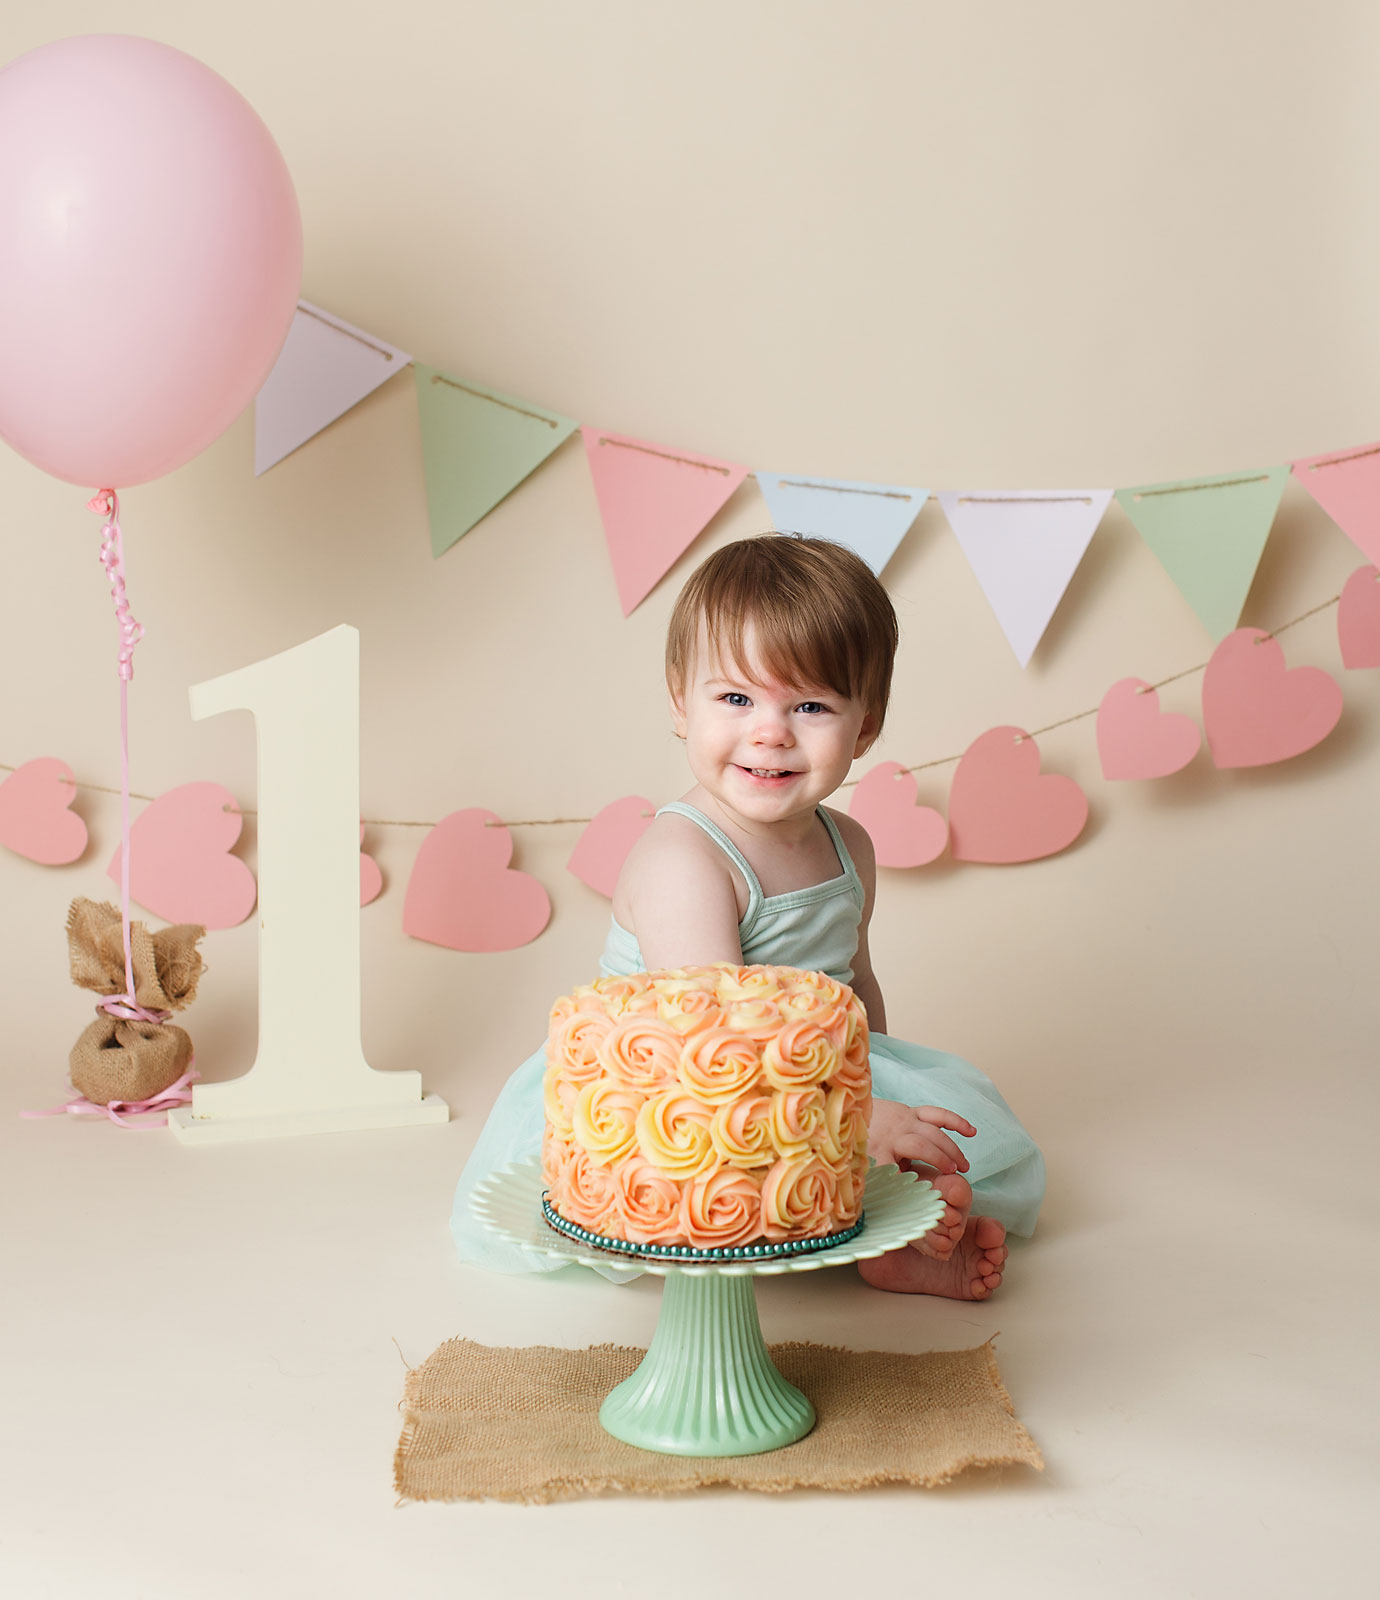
<box><xmin>571</xmin><ymin>1080</ymin><xmax>644</xmax><ymax>1166</ymax></box>
<box><xmin>829</xmin><ymin>1021</ymin><xmax>871</xmax><ymax>1094</ymax></box>
<box><xmin>589</xmin><ymin>971</ymin><xmax>654</xmax><ymax>1016</ymax></box>
<box><xmin>760</xmin><ymin>1153</ymin><xmax>843</xmax><ymax>1240</ymax></box>
<box><xmin>678</xmin><ymin>1167</ymin><xmax>764</xmax><ymax>1250</ymax></box>
<box><xmin>820</xmin><ymin>1083</ymin><xmax>869</xmax><ymax>1165</ymax></box>
<box><xmin>761</xmin><ymin>1017</ymin><xmax>840</xmax><ymax>1091</ymax></box>
<box><xmin>675</xmin><ymin>1027</ymin><xmax>762</xmax><ymax>1104</ymax></box>
<box><xmin>596</xmin><ymin>1013</ymin><xmax>682</xmax><ymax>1093</ymax></box>
<box><xmin>657</xmin><ymin>986</ymin><xmax>729</xmax><ymax>1037</ymax></box>
<box><xmin>721</xmin><ymin>995</ymin><xmax>785</xmax><ymax>1042</ymax></box>
<box><xmin>714</xmin><ymin>964</ymin><xmax>782</xmax><ymax>1005</ymax></box>
<box><xmin>768</xmin><ymin>1086</ymin><xmax>828</xmax><ymax>1157</ymax></box>
<box><xmin>634</xmin><ymin>1092</ymin><xmax>716</xmax><ymax>1179</ymax></box>
<box><xmin>708</xmin><ymin>1094</ymin><xmax>775</xmax><ymax>1168</ymax></box>
<box><xmin>542</xmin><ymin>1063</ymin><xmax>578</xmax><ymax>1138</ymax></box>
<box><xmin>613</xmin><ymin>1155</ymin><xmax>687</xmax><ymax>1244</ymax></box>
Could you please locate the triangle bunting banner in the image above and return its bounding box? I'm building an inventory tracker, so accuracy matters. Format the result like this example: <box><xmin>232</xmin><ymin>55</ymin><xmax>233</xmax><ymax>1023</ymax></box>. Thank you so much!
<box><xmin>582</xmin><ymin>428</ymin><xmax>748</xmax><ymax>615</ymax></box>
<box><xmin>1290</xmin><ymin>440</ymin><xmax>1380</xmax><ymax>566</ymax></box>
<box><xmin>415</xmin><ymin>367</ymin><xmax>577</xmax><ymax>558</ymax></box>
<box><xmin>1115</xmin><ymin>466</ymin><xmax>1290</xmax><ymax>641</ymax></box>
<box><xmin>755</xmin><ymin>472</ymin><xmax>927</xmax><ymax>576</ymax></box>
<box><xmin>937</xmin><ymin>489</ymin><xmax>1114</xmax><ymax>667</ymax></box>
<box><xmin>254</xmin><ymin>302</ymin><xmax>412</xmax><ymax>475</ymax></box>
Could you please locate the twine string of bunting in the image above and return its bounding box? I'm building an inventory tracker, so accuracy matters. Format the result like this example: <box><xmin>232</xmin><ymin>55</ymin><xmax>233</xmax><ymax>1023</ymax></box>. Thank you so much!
<box><xmin>1</xmin><ymin>583</ymin><xmax>1356</xmax><ymax>828</ymax></box>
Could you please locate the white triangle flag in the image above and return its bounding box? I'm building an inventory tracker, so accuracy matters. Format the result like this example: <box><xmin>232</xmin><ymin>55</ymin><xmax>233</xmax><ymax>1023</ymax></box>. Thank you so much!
<box><xmin>254</xmin><ymin>302</ymin><xmax>412</xmax><ymax>475</ymax></box>
<box><xmin>756</xmin><ymin>472</ymin><xmax>928</xmax><ymax>576</ymax></box>
<box><xmin>937</xmin><ymin>489</ymin><xmax>1114</xmax><ymax>667</ymax></box>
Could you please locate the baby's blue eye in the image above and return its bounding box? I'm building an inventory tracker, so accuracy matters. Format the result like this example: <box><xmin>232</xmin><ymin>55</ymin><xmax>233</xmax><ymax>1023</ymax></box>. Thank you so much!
<box><xmin>797</xmin><ymin>702</ymin><xmax>828</xmax><ymax>715</ymax></box>
<box><xmin>721</xmin><ymin>692</ymin><xmax>751</xmax><ymax>707</ymax></box>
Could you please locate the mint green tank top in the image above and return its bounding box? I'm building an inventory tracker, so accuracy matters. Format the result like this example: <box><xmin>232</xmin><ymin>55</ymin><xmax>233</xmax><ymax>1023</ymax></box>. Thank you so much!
<box><xmin>598</xmin><ymin>801</ymin><xmax>866</xmax><ymax>984</ymax></box>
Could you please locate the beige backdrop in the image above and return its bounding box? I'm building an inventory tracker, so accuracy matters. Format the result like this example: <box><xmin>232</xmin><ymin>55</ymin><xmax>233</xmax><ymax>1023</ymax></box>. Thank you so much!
<box><xmin>2</xmin><ymin>4</ymin><xmax>1376</xmax><ymax>1598</ymax></box>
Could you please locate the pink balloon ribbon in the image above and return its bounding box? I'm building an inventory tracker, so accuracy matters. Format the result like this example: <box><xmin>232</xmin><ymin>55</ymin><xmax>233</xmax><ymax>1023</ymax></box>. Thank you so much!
<box><xmin>20</xmin><ymin>1064</ymin><xmax>199</xmax><ymax>1131</ymax></box>
<box><xmin>88</xmin><ymin>489</ymin><xmax>145</xmax><ymax>1019</ymax></box>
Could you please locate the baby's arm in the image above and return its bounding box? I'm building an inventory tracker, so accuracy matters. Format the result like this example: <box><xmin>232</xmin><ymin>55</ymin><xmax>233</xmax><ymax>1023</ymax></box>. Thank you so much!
<box><xmin>829</xmin><ymin>809</ymin><xmax>977</xmax><ymax>1174</ymax></box>
<box><xmin>615</xmin><ymin>813</ymin><xmax>745</xmax><ymax>971</ymax></box>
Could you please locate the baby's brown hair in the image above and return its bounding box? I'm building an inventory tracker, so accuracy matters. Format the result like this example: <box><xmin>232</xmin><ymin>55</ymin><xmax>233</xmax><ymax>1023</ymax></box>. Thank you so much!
<box><xmin>665</xmin><ymin>534</ymin><xmax>899</xmax><ymax>734</ymax></box>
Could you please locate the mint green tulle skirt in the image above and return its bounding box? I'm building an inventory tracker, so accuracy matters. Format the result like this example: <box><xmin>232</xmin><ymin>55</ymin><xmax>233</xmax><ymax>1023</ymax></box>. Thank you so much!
<box><xmin>449</xmin><ymin>1032</ymin><xmax>1045</xmax><ymax>1283</ymax></box>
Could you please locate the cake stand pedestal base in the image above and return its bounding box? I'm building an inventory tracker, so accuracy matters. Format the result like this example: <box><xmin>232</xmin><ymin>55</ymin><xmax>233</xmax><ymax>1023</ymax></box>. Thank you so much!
<box><xmin>599</xmin><ymin>1271</ymin><xmax>813</xmax><ymax>1457</ymax></box>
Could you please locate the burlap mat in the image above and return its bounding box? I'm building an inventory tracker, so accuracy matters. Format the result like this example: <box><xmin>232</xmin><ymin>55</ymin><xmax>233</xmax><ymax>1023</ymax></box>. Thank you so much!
<box><xmin>394</xmin><ymin>1337</ymin><xmax>1042</xmax><ymax>1503</ymax></box>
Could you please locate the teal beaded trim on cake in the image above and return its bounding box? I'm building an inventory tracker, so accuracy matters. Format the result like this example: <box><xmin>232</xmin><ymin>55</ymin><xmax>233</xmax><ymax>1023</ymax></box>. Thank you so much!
<box><xmin>541</xmin><ymin>1192</ymin><xmax>865</xmax><ymax>1261</ymax></box>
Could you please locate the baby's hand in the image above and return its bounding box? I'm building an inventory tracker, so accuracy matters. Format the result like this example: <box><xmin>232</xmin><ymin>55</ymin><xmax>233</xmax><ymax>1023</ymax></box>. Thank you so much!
<box><xmin>867</xmin><ymin>1098</ymin><xmax>975</xmax><ymax>1175</ymax></box>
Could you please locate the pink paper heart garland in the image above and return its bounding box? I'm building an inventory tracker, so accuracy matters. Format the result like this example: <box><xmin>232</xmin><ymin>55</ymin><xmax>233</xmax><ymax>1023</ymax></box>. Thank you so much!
<box><xmin>1202</xmin><ymin>629</ymin><xmax>1343</xmax><ymax>769</ymax></box>
<box><xmin>568</xmin><ymin>795</ymin><xmax>656</xmax><ymax>898</ymax></box>
<box><xmin>1096</xmin><ymin>679</ymin><xmax>1201</xmax><ymax>781</ymax></box>
<box><xmin>848</xmin><ymin>762</ymin><xmax>948</xmax><ymax>867</ymax></box>
<box><xmin>404</xmin><ymin>808</ymin><xmax>551</xmax><ymax>951</ymax></box>
<box><xmin>948</xmin><ymin>727</ymin><xmax>1088</xmax><ymax>863</ymax></box>
<box><xmin>0</xmin><ymin>758</ymin><xmax>88</xmax><ymax>864</ymax></box>
<box><xmin>107</xmin><ymin>782</ymin><xmax>258</xmax><ymax>929</ymax></box>
<box><xmin>1338</xmin><ymin>564</ymin><xmax>1380</xmax><ymax>668</ymax></box>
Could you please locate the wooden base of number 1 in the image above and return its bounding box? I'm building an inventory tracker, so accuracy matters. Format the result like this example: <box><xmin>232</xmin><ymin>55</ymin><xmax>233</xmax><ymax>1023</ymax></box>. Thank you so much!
<box><xmin>167</xmin><ymin>625</ymin><xmax>448</xmax><ymax>1144</ymax></box>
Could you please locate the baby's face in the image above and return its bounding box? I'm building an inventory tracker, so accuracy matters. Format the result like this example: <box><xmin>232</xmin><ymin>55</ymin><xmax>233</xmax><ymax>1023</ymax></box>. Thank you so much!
<box><xmin>670</xmin><ymin>621</ymin><xmax>876</xmax><ymax>827</ymax></box>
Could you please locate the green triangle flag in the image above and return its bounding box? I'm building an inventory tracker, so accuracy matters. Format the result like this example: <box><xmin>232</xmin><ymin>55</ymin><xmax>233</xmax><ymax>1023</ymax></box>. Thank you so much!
<box><xmin>415</xmin><ymin>365</ymin><xmax>577</xmax><ymax>557</ymax></box>
<box><xmin>1114</xmin><ymin>464</ymin><xmax>1291</xmax><ymax>640</ymax></box>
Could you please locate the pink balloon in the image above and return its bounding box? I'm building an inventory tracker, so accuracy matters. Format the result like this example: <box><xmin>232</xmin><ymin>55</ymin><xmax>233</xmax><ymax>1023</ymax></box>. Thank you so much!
<box><xmin>0</xmin><ymin>35</ymin><xmax>301</xmax><ymax>488</ymax></box>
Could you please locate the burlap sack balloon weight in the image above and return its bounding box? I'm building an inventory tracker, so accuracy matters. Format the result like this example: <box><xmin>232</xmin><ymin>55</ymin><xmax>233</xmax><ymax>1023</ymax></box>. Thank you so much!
<box><xmin>67</xmin><ymin>899</ymin><xmax>206</xmax><ymax>1106</ymax></box>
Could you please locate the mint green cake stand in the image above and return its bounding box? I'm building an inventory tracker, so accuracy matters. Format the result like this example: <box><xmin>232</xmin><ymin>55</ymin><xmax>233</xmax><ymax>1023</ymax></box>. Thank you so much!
<box><xmin>471</xmin><ymin>1156</ymin><xmax>946</xmax><ymax>1458</ymax></box>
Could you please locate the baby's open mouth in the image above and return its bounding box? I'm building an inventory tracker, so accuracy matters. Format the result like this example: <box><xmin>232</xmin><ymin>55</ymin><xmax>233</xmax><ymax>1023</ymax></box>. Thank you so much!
<box><xmin>740</xmin><ymin>766</ymin><xmax>798</xmax><ymax>779</ymax></box>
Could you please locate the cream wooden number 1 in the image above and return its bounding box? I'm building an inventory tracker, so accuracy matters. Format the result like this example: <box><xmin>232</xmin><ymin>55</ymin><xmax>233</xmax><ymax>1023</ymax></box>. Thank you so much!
<box><xmin>168</xmin><ymin>625</ymin><xmax>448</xmax><ymax>1143</ymax></box>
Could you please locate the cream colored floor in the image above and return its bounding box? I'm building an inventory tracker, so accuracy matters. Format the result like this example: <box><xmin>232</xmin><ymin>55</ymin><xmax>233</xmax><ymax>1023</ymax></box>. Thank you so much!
<box><xmin>4</xmin><ymin>895</ymin><xmax>1375</xmax><ymax>1600</ymax></box>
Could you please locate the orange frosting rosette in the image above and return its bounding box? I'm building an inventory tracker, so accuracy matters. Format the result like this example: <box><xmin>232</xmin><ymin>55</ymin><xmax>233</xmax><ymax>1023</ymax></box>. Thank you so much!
<box><xmin>829</xmin><ymin>1021</ymin><xmax>871</xmax><ymax>1094</ymax></box>
<box><xmin>549</xmin><ymin>1008</ymin><xmax>616</xmax><ymax>1086</ymax></box>
<box><xmin>558</xmin><ymin>1147</ymin><xmax>619</xmax><ymax>1232</ymax></box>
<box><xmin>612</xmin><ymin>1156</ymin><xmax>687</xmax><ymax>1244</ymax></box>
<box><xmin>761</xmin><ymin>1154</ymin><xmax>844</xmax><ymax>1240</ymax></box>
<box><xmin>761</xmin><ymin>1018</ymin><xmax>841</xmax><ymax>1091</ymax></box>
<box><xmin>571</xmin><ymin>1080</ymin><xmax>644</xmax><ymax>1166</ymax></box>
<box><xmin>596</xmin><ymin>1013</ymin><xmax>683</xmax><ymax>1093</ymax></box>
<box><xmin>679</xmin><ymin>1167</ymin><xmax>764</xmax><ymax>1249</ymax></box>
<box><xmin>675</xmin><ymin>1027</ymin><xmax>762</xmax><ymax>1104</ymax></box>
<box><xmin>589</xmin><ymin>971</ymin><xmax>654</xmax><ymax>1015</ymax></box>
<box><xmin>722</xmin><ymin>995</ymin><xmax>785</xmax><ymax>1042</ymax></box>
<box><xmin>821</xmin><ymin>1083</ymin><xmax>870</xmax><ymax>1164</ymax></box>
<box><xmin>541</xmin><ymin>1124</ymin><xmax>576</xmax><ymax>1191</ymax></box>
<box><xmin>635</xmin><ymin>1091</ymin><xmax>716</xmax><ymax>1179</ymax></box>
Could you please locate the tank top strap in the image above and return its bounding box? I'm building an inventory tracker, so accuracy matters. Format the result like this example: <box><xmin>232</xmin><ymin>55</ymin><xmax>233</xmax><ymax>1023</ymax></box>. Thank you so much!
<box><xmin>817</xmin><ymin>806</ymin><xmax>866</xmax><ymax>907</ymax></box>
<box><xmin>653</xmin><ymin>801</ymin><xmax>765</xmax><ymax>940</ymax></box>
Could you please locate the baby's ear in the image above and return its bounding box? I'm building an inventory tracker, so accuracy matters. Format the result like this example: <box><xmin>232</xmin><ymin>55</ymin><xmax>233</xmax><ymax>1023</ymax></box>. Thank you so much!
<box><xmin>669</xmin><ymin>688</ymin><xmax>688</xmax><ymax>740</ymax></box>
<box><xmin>853</xmin><ymin>712</ymin><xmax>880</xmax><ymax>759</ymax></box>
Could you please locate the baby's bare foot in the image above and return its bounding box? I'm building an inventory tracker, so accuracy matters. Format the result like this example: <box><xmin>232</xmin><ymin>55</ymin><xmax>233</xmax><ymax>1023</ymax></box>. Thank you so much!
<box><xmin>906</xmin><ymin>1169</ymin><xmax>971</xmax><ymax>1261</ymax></box>
<box><xmin>857</xmin><ymin>1215</ymin><xmax>1008</xmax><ymax>1299</ymax></box>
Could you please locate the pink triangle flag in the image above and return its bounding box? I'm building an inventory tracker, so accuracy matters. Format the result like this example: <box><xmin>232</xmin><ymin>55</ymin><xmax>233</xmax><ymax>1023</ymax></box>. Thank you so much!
<box><xmin>582</xmin><ymin>428</ymin><xmax>749</xmax><ymax>615</ymax></box>
<box><xmin>254</xmin><ymin>302</ymin><xmax>412</xmax><ymax>475</ymax></box>
<box><xmin>937</xmin><ymin>490</ymin><xmax>1113</xmax><ymax>667</ymax></box>
<box><xmin>1291</xmin><ymin>440</ymin><xmax>1380</xmax><ymax>566</ymax></box>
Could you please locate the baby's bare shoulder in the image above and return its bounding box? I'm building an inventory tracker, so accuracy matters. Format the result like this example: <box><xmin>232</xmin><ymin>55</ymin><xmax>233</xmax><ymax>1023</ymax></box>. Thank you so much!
<box><xmin>614</xmin><ymin>810</ymin><xmax>740</xmax><ymax>918</ymax></box>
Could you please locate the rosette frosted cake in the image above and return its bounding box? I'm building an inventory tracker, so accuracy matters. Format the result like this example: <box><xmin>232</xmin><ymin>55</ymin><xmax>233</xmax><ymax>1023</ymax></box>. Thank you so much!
<box><xmin>540</xmin><ymin>963</ymin><xmax>872</xmax><ymax>1257</ymax></box>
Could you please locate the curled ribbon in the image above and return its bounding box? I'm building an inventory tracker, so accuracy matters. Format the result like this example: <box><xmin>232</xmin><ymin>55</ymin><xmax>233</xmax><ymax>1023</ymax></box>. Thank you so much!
<box><xmin>89</xmin><ymin>489</ymin><xmax>143</xmax><ymax>682</ymax></box>
<box><xmin>19</xmin><ymin>1064</ymin><xmax>200</xmax><ymax>1131</ymax></box>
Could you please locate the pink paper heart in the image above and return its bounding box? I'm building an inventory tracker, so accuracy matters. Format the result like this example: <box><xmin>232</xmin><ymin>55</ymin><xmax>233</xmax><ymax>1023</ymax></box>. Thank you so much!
<box><xmin>404</xmin><ymin>808</ymin><xmax>551</xmax><ymax>951</ymax></box>
<box><xmin>1338</xmin><ymin>564</ymin><xmax>1380</xmax><ymax>668</ymax></box>
<box><xmin>1096</xmin><ymin>678</ymin><xmax>1201</xmax><ymax>781</ymax></box>
<box><xmin>949</xmin><ymin>727</ymin><xmax>1089</xmax><ymax>864</ymax></box>
<box><xmin>567</xmin><ymin>795</ymin><xmax>655</xmax><ymax>898</ymax></box>
<box><xmin>107</xmin><ymin>782</ymin><xmax>257</xmax><ymax>928</ymax></box>
<box><xmin>1202</xmin><ymin>629</ymin><xmax>1343</xmax><ymax>769</ymax></box>
<box><xmin>360</xmin><ymin>824</ymin><xmax>382</xmax><ymax>907</ymax></box>
<box><xmin>847</xmin><ymin>761</ymin><xmax>947</xmax><ymax>868</ymax></box>
<box><xmin>0</xmin><ymin>757</ymin><xmax>88</xmax><ymax>864</ymax></box>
